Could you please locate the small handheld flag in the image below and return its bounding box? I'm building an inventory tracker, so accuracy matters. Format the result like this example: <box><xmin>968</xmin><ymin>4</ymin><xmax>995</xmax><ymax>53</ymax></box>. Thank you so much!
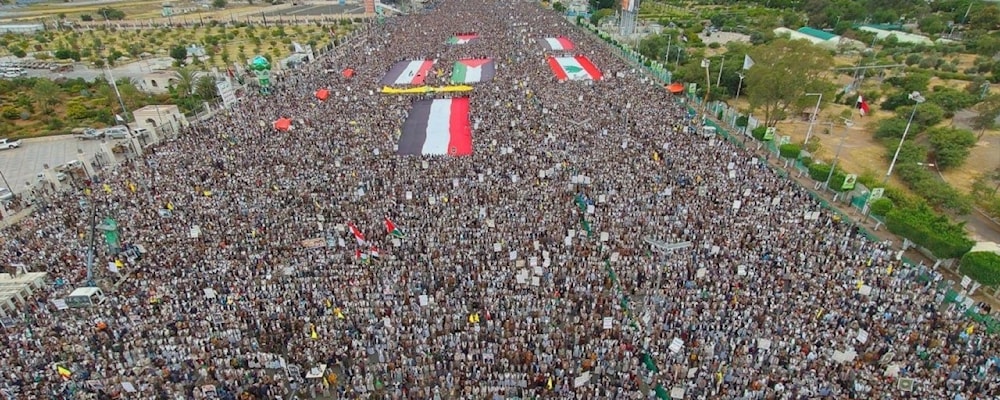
<box><xmin>348</xmin><ymin>221</ymin><xmax>366</xmax><ymax>245</ymax></box>
<box><xmin>385</xmin><ymin>217</ymin><xmax>406</xmax><ymax>238</ymax></box>
<box><xmin>742</xmin><ymin>54</ymin><xmax>755</xmax><ymax>70</ymax></box>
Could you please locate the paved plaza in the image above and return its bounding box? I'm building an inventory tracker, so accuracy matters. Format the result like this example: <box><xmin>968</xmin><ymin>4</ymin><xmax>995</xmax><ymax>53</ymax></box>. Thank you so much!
<box><xmin>0</xmin><ymin>135</ymin><xmax>118</xmax><ymax>194</ymax></box>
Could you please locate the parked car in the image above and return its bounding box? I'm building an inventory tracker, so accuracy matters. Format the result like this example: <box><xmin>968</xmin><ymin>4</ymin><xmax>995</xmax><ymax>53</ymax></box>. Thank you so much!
<box><xmin>77</xmin><ymin>128</ymin><xmax>103</xmax><ymax>140</ymax></box>
<box><xmin>0</xmin><ymin>188</ymin><xmax>13</xmax><ymax>202</ymax></box>
<box><xmin>0</xmin><ymin>139</ymin><xmax>21</xmax><ymax>150</ymax></box>
<box><xmin>37</xmin><ymin>172</ymin><xmax>68</xmax><ymax>182</ymax></box>
<box><xmin>104</xmin><ymin>126</ymin><xmax>130</xmax><ymax>139</ymax></box>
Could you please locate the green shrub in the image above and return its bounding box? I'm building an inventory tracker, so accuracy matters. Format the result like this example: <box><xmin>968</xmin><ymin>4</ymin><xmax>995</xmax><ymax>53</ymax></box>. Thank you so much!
<box><xmin>808</xmin><ymin>162</ymin><xmax>832</xmax><ymax>182</ymax></box>
<box><xmin>874</xmin><ymin>117</ymin><xmax>910</xmax><ymax>139</ymax></box>
<box><xmin>927</xmin><ymin>126</ymin><xmax>977</xmax><ymax>170</ymax></box>
<box><xmin>959</xmin><ymin>252</ymin><xmax>1000</xmax><ymax>286</ymax></box>
<box><xmin>751</xmin><ymin>126</ymin><xmax>767</xmax><ymax>141</ymax></box>
<box><xmin>885</xmin><ymin>204</ymin><xmax>974</xmax><ymax>259</ymax></box>
<box><xmin>0</xmin><ymin>106</ymin><xmax>18</xmax><ymax>120</ymax></box>
<box><xmin>869</xmin><ymin>197</ymin><xmax>893</xmax><ymax>216</ymax></box>
<box><xmin>778</xmin><ymin>143</ymin><xmax>801</xmax><ymax>159</ymax></box>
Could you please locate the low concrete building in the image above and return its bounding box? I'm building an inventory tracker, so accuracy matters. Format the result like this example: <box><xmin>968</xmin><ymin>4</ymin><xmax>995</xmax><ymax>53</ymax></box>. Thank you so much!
<box><xmin>132</xmin><ymin>105</ymin><xmax>189</xmax><ymax>136</ymax></box>
<box><xmin>0</xmin><ymin>24</ymin><xmax>45</xmax><ymax>34</ymax></box>
<box><xmin>858</xmin><ymin>26</ymin><xmax>933</xmax><ymax>45</ymax></box>
<box><xmin>773</xmin><ymin>27</ymin><xmax>865</xmax><ymax>50</ymax></box>
<box><xmin>139</xmin><ymin>71</ymin><xmax>177</xmax><ymax>95</ymax></box>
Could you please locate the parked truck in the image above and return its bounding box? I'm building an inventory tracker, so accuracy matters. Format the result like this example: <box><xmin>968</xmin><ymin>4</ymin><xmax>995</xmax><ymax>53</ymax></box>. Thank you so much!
<box><xmin>0</xmin><ymin>138</ymin><xmax>21</xmax><ymax>150</ymax></box>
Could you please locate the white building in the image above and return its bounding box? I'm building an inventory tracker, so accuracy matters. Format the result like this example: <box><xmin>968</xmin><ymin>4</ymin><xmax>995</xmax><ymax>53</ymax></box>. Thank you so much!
<box><xmin>857</xmin><ymin>26</ymin><xmax>933</xmax><ymax>45</ymax></box>
<box><xmin>139</xmin><ymin>71</ymin><xmax>177</xmax><ymax>95</ymax></box>
<box><xmin>0</xmin><ymin>24</ymin><xmax>45</xmax><ymax>34</ymax></box>
<box><xmin>132</xmin><ymin>105</ymin><xmax>189</xmax><ymax>135</ymax></box>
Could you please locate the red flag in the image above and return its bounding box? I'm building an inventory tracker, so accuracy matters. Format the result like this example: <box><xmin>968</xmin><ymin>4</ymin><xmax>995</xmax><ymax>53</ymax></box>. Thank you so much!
<box><xmin>856</xmin><ymin>95</ymin><xmax>870</xmax><ymax>116</ymax></box>
<box><xmin>384</xmin><ymin>217</ymin><xmax>405</xmax><ymax>238</ymax></box>
<box><xmin>347</xmin><ymin>221</ymin><xmax>366</xmax><ymax>245</ymax></box>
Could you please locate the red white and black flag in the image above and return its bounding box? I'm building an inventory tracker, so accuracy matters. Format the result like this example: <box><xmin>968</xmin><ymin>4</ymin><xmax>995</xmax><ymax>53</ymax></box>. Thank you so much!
<box><xmin>856</xmin><ymin>95</ymin><xmax>870</xmax><ymax>116</ymax></box>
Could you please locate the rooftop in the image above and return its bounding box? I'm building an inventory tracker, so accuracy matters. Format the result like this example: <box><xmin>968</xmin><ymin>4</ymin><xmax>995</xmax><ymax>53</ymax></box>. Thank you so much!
<box><xmin>796</xmin><ymin>27</ymin><xmax>838</xmax><ymax>41</ymax></box>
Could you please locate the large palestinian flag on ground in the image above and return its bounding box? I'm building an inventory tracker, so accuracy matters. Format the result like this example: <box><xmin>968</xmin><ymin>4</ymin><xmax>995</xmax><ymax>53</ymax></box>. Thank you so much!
<box><xmin>398</xmin><ymin>97</ymin><xmax>473</xmax><ymax>156</ymax></box>
<box><xmin>451</xmin><ymin>59</ymin><xmax>495</xmax><ymax>84</ymax></box>
<box><xmin>541</xmin><ymin>36</ymin><xmax>574</xmax><ymax>51</ymax></box>
<box><xmin>447</xmin><ymin>33</ymin><xmax>478</xmax><ymax>44</ymax></box>
<box><xmin>380</xmin><ymin>60</ymin><xmax>435</xmax><ymax>86</ymax></box>
<box><xmin>547</xmin><ymin>55</ymin><xmax>603</xmax><ymax>81</ymax></box>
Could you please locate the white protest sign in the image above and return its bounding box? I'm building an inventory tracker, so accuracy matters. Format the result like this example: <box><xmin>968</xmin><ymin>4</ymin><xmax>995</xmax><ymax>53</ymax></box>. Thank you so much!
<box><xmin>857</xmin><ymin>329</ymin><xmax>869</xmax><ymax>344</ymax></box>
<box><xmin>600</xmin><ymin>232</ymin><xmax>609</xmax><ymax>242</ymax></box>
<box><xmin>405</xmin><ymin>191</ymin><xmax>412</xmax><ymax>200</ymax></box>
<box><xmin>419</xmin><ymin>295</ymin><xmax>429</xmax><ymax>306</ymax></box>
<box><xmin>573</xmin><ymin>372</ymin><xmax>591</xmax><ymax>388</ymax></box>
<box><xmin>603</xmin><ymin>317</ymin><xmax>613</xmax><ymax>330</ymax></box>
<box><xmin>669</xmin><ymin>338</ymin><xmax>684</xmax><ymax>354</ymax></box>
<box><xmin>493</xmin><ymin>243</ymin><xmax>502</xmax><ymax>252</ymax></box>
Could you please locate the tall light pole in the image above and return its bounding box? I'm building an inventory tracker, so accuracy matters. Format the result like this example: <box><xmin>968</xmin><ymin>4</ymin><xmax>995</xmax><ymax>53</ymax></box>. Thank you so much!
<box><xmin>825</xmin><ymin>119</ymin><xmax>854</xmax><ymax>190</ymax></box>
<box><xmin>883</xmin><ymin>91</ymin><xmax>926</xmax><ymax>186</ymax></box>
<box><xmin>701</xmin><ymin>58</ymin><xmax>711</xmax><ymax>125</ymax></box>
<box><xmin>803</xmin><ymin>93</ymin><xmax>823</xmax><ymax>147</ymax></box>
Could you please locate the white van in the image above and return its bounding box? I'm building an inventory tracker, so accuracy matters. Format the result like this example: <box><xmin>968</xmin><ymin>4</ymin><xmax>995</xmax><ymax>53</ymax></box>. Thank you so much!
<box><xmin>104</xmin><ymin>126</ymin><xmax>130</xmax><ymax>139</ymax></box>
<box><xmin>65</xmin><ymin>287</ymin><xmax>106</xmax><ymax>307</ymax></box>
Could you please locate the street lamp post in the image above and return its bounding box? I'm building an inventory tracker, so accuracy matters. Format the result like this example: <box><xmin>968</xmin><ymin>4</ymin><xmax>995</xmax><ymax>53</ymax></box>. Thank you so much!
<box><xmin>825</xmin><ymin>119</ymin><xmax>854</xmax><ymax>191</ymax></box>
<box><xmin>883</xmin><ymin>91</ymin><xmax>926</xmax><ymax>186</ymax></box>
<box><xmin>803</xmin><ymin>93</ymin><xmax>823</xmax><ymax>147</ymax></box>
<box><xmin>701</xmin><ymin>58</ymin><xmax>711</xmax><ymax>125</ymax></box>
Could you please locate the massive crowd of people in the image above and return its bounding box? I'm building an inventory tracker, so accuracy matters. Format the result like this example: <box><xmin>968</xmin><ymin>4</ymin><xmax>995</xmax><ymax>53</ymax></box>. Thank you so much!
<box><xmin>0</xmin><ymin>0</ymin><xmax>997</xmax><ymax>399</ymax></box>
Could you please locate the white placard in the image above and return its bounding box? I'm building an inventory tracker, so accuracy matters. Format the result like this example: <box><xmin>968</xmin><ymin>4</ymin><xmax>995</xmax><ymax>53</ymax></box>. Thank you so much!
<box><xmin>728</xmin><ymin>170</ymin><xmax>736</xmax><ymax>179</ymax></box>
<box><xmin>670</xmin><ymin>387</ymin><xmax>685</xmax><ymax>399</ymax></box>
<box><xmin>610</xmin><ymin>252</ymin><xmax>620</xmax><ymax>262</ymax></box>
<box><xmin>573</xmin><ymin>372</ymin><xmax>591</xmax><ymax>388</ymax></box>
<box><xmin>757</xmin><ymin>338</ymin><xmax>772</xmax><ymax>350</ymax></box>
<box><xmin>452</xmin><ymin>178</ymin><xmax>459</xmax><ymax>188</ymax></box>
<box><xmin>515</xmin><ymin>260</ymin><xmax>525</xmax><ymax>268</ymax></box>
<box><xmin>733</xmin><ymin>200</ymin><xmax>741</xmax><ymax>210</ymax></box>
<box><xmin>568</xmin><ymin>229</ymin><xmax>576</xmax><ymax>237</ymax></box>
<box><xmin>392</xmin><ymin>239</ymin><xmax>401</xmax><ymax>247</ymax></box>
<box><xmin>509</xmin><ymin>251</ymin><xmax>518</xmax><ymax>261</ymax></box>
<box><xmin>564</xmin><ymin>236</ymin><xmax>572</xmax><ymax>246</ymax></box>
<box><xmin>602</xmin><ymin>317</ymin><xmax>612</xmax><ymax>329</ymax></box>
<box><xmin>405</xmin><ymin>191</ymin><xmax>412</xmax><ymax>200</ymax></box>
<box><xmin>600</xmin><ymin>232</ymin><xmax>609</xmax><ymax>242</ymax></box>
<box><xmin>189</xmin><ymin>225</ymin><xmax>201</xmax><ymax>238</ymax></box>
<box><xmin>419</xmin><ymin>295</ymin><xmax>429</xmax><ymax>306</ymax></box>
<box><xmin>122</xmin><ymin>382</ymin><xmax>137</xmax><ymax>393</ymax></box>
<box><xmin>516</xmin><ymin>274</ymin><xmax>526</xmax><ymax>284</ymax></box>
<box><xmin>857</xmin><ymin>329</ymin><xmax>869</xmax><ymax>344</ymax></box>
<box><xmin>533</xmin><ymin>266</ymin><xmax>543</xmax><ymax>276</ymax></box>
<box><xmin>529</xmin><ymin>257</ymin><xmax>538</xmax><ymax>267</ymax></box>
<box><xmin>51</xmin><ymin>299</ymin><xmax>69</xmax><ymax>310</ymax></box>
<box><xmin>727</xmin><ymin>162</ymin><xmax>735</xmax><ymax>170</ymax></box>
<box><xmin>711</xmin><ymin>245</ymin><xmax>720</xmax><ymax>255</ymax></box>
<box><xmin>598</xmin><ymin>195</ymin><xmax>606</xmax><ymax>203</ymax></box>
<box><xmin>428</xmin><ymin>196</ymin><xmax>436</xmax><ymax>205</ymax></box>
<box><xmin>421</xmin><ymin>161</ymin><xmax>428</xmax><ymax>169</ymax></box>
<box><xmin>696</xmin><ymin>268</ymin><xmax>707</xmax><ymax>278</ymax></box>
<box><xmin>203</xmin><ymin>288</ymin><xmax>217</xmax><ymax>299</ymax></box>
<box><xmin>669</xmin><ymin>338</ymin><xmax>684</xmax><ymax>353</ymax></box>
<box><xmin>960</xmin><ymin>276</ymin><xmax>971</xmax><ymax>288</ymax></box>
<box><xmin>494</xmin><ymin>243</ymin><xmax>502</xmax><ymax>252</ymax></box>
<box><xmin>737</xmin><ymin>265</ymin><xmax>747</xmax><ymax>276</ymax></box>
<box><xmin>486</xmin><ymin>219</ymin><xmax>495</xmax><ymax>228</ymax></box>
<box><xmin>531</xmin><ymin>277</ymin><xmax>540</xmax><ymax>286</ymax></box>
<box><xmin>743</xmin><ymin>188</ymin><xmax>751</xmax><ymax>197</ymax></box>
<box><xmin>771</xmin><ymin>196</ymin><xmax>781</xmax><ymax>206</ymax></box>
<box><xmin>543</xmin><ymin>251</ymin><xmax>550</xmax><ymax>260</ymax></box>
<box><xmin>586</xmin><ymin>205</ymin><xmax>595</xmax><ymax>214</ymax></box>
<box><xmin>859</xmin><ymin>285</ymin><xmax>872</xmax><ymax>296</ymax></box>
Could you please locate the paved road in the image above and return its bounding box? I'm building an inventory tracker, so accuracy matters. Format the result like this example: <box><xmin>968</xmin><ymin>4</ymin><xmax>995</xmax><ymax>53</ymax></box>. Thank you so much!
<box><xmin>0</xmin><ymin>135</ymin><xmax>124</xmax><ymax>194</ymax></box>
<box><xmin>0</xmin><ymin>56</ymin><xmax>175</xmax><ymax>82</ymax></box>
<box><xmin>267</xmin><ymin>4</ymin><xmax>364</xmax><ymax>16</ymax></box>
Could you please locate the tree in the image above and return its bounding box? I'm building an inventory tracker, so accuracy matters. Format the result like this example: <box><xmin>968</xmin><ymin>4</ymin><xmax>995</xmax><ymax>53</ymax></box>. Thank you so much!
<box><xmin>173</xmin><ymin>67</ymin><xmax>197</xmax><ymax>97</ymax></box>
<box><xmin>552</xmin><ymin>1</ymin><xmax>566</xmax><ymax>12</ymax></box>
<box><xmin>745</xmin><ymin>38</ymin><xmax>834</xmax><ymax>127</ymax></box>
<box><xmin>195</xmin><ymin>75</ymin><xmax>219</xmax><ymax>100</ymax></box>
<box><xmin>31</xmin><ymin>79</ymin><xmax>61</xmax><ymax>114</ymax></box>
<box><xmin>212</xmin><ymin>0</ymin><xmax>227</xmax><ymax>8</ymax></box>
<box><xmin>928</xmin><ymin>126</ymin><xmax>977</xmax><ymax>170</ymax></box>
<box><xmin>170</xmin><ymin>45</ymin><xmax>188</xmax><ymax>66</ymax></box>
<box><xmin>80</xmin><ymin>14</ymin><xmax>93</xmax><ymax>22</ymax></box>
<box><xmin>926</xmin><ymin>86</ymin><xmax>977</xmax><ymax>113</ymax></box>
<box><xmin>971</xmin><ymin>94</ymin><xmax>1000</xmax><ymax>139</ymax></box>
<box><xmin>895</xmin><ymin>102</ymin><xmax>945</xmax><ymax>128</ymax></box>
<box><xmin>590</xmin><ymin>8</ymin><xmax>613</xmax><ymax>26</ymax></box>
<box><xmin>7</xmin><ymin>46</ymin><xmax>25</xmax><ymax>58</ymax></box>
<box><xmin>97</xmin><ymin>7</ymin><xmax>126</xmax><ymax>20</ymax></box>
<box><xmin>874</xmin><ymin>117</ymin><xmax>910</xmax><ymax>139</ymax></box>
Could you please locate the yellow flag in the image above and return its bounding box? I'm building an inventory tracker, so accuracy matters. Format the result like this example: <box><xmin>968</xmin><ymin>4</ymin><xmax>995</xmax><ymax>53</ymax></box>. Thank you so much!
<box><xmin>334</xmin><ymin>308</ymin><xmax>344</xmax><ymax>320</ymax></box>
<box><xmin>325</xmin><ymin>299</ymin><xmax>332</xmax><ymax>309</ymax></box>
<box><xmin>166</xmin><ymin>202</ymin><xmax>174</xmax><ymax>210</ymax></box>
<box><xmin>310</xmin><ymin>324</ymin><xmax>319</xmax><ymax>340</ymax></box>
<box><xmin>128</xmin><ymin>182</ymin><xmax>136</xmax><ymax>193</ymax></box>
<box><xmin>966</xmin><ymin>325</ymin><xmax>974</xmax><ymax>335</ymax></box>
<box><xmin>815</xmin><ymin>308</ymin><xmax>824</xmax><ymax>320</ymax></box>
<box><xmin>652</xmin><ymin>151</ymin><xmax>660</xmax><ymax>162</ymax></box>
<box><xmin>546</xmin><ymin>377</ymin><xmax>553</xmax><ymax>390</ymax></box>
<box><xmin>84</xmin><ymin>188</ymin><xmax>91</xmax><ymax>196</ymax></box>
<box><xmin>102</xmin><ymin>184</ymin><xmax>112</xmax><ymax>193</ymax></box>
<box><xmin>203</xmin><ymin>190</ymin><xmax>212</xmax><ymax>197</ymax></box>
<box><xmin>856</xmin><ymin>280</ymin><xmax>863</xmax><ymax>290</ymax></box>
<box><xmin>56</xmin><ymin>365</ymin><xmax>72</xmax><ymax>378</ymax></box>
<box><xmin>886</xmin><ymin>265</ymin><xmax>893</xmax><ymax>275</ymax></box>
<box><xmin>114</xmin><ymin>259</ymin><xmax>124</xmax><ymax>269</ymax></box>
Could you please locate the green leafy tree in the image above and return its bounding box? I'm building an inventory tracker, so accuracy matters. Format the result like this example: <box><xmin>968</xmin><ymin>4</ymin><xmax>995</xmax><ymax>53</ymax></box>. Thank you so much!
<box><xmin>170</xmin><ymin>45</ymin><xmax>188</xmax><ymax>66</ymax></box>
<box><xmin>552</xmin><ymin>1</ymin><xmax>566</xmax><ymax>12</ymax></box>
<box><xmin>194</xmin><ymin>75</ymin><xmax>219</xmax><ymax>100</ymax></box>
<box><xmin>97</xmin><ymin>7</ymin><xmax>126</xmax><ymax>20</ymax></box>
<box><xmin>874</xmin><ymin>117</ymin><xmax>910</xmax><ymax>139</ymax></box>
<box><xmin>971</xmin><ymin>94</ymin><xmax>1000</xmax><ymax>139</ymax></box>
<box><xmin>173</xmin><ymin>67</ymin><xmax>197</xmax><ymax>97</ymax></box>
<box><xmin>926</xmin><ymin>87</ymin><xmax>978</xmax><ymax>113</ymax></box>
<box><xmin>212</xmin><ymin>0</ymin><xmax>227</xmax><ymax>8</ymax></box>
<box><xmin>927</xmin><ymin>126</ymin><xmax>977</xmax><ymax>170</ymax></box>
<box><xmin>8</xmin><ymin>46</ymin><xmax>26</xmax><ymax>58</ymax></box>
<box><xmin>745</xmin><ymin>38</ymin><xmax>834</xmax><ymax>127</ymax></box>
<box><xmin>895</xmin><ymin>102</ymin><xmax>945</xmax><ymax>128</ymax></box>
<box><xmin>31</xmin><ymin>79</ymin><xmax>61</xmax><ymax>114</ymax></box>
